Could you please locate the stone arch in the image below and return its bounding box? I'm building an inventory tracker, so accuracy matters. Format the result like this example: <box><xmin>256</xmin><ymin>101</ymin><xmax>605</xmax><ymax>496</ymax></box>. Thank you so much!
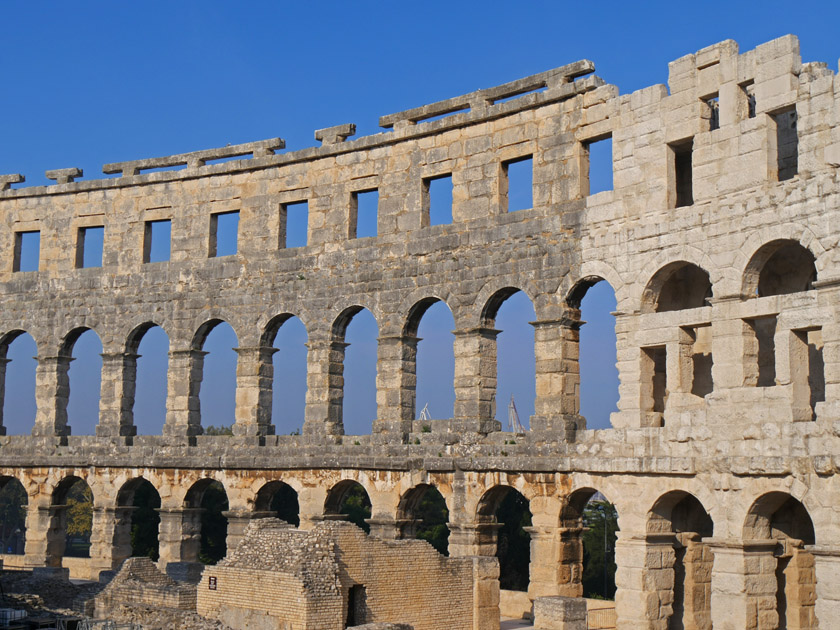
<box><xmin>116</xmin><ymin>477</ymin><xmax>161</xmax><ymax>562</ymax></box>
<box><xmin>324</xmin><ymin>479</ymin><xmax>372</xmax><ymax>533</ymax></box>
<box><xmin>58</xmin><ymin>326</ymin><xmax>103</xmax><ymax>436</ymax></box>
<box><xmin>50</xmin><ymin>475</ymin><xmax>93</xmax><ymax>562</ymax></box>
<box><xmin>648</xmin><ymin>491</ymin><xmax>714</xmax><ymax>630</ymax></box>
<box><xmin>330</xmin><ymin>307</ymin><xmax>378</xmax><ymax>435</ymax></box>
<box><xmin>184</xmin><ymin>478</ymin><xmax>229</xmax><ymax>564</ymax></box>
<box><xmin>0</xmin><ymin>475</ymin><xmax>27</xmax><ymax>555</ymax></box>
<box><xmin>0</xmin><ymin>329</ymin><xmax>38</xmax><ymax>435</ymax></box>
<box><xmin>261</xmin><ymin>313</ymin><xmax>309</xmax><ymax>435</ymax></box>
<box><xmin>743</xmin><ymin>239</ymin><xmax>818</xmax><ymax>297</ymax></box>
<box><xmin>476</xmin><ymin>484</ymin><xmax>533</xmax><ymax>591</ymax></box>
<box><xmin>121</xmin><ymin>321</ymin><xmax>170</xmax><ymax>436</ymax></box>
<box><xmin>641</xmin><ymin>261</ymin><xmax>713</xmax><ymax>313</ymax></box>
<box><xmin>743</xmin><ymin>492</ymin><xmax>818</xmax><ymax>630</ymax></box>
<box><xmin>254</xmin><ymin>480</ymin><xmax>300</xmax><ymax>527</ymax></box>
<box><xmin>190</xmin><ymin>319</ymin><xmax>239</xmax><ymax>432</ymax></box>
<box><xmin>567</xmin><ymin>260</ymin><xmax>628</xmax><ymax>311</ymax></box>
<box><xmin>396</xmin><ymin>483</ymin><xmax>450</xmax><ymax>554</ymax></box>
<box><xmin>635</xmin><ymin>246</ymin><xmax>718</xmax><ymax>310</ymax></box>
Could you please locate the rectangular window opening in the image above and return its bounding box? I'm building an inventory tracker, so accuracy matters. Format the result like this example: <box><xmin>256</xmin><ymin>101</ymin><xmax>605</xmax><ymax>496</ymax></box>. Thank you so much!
<box><xmin>704</xmin><ymin>94</ymin><xmax>720</xmax><ymax>131</ymax></box>
<box><xmin>210</xmin><ymin>211</ymin><xmax>239</xmax><ymax>257</ymax></box>
<box><xmin>688</xmin><ymin>325</ymin><xmax>714</xmax><ymax>398</ymax></box>
<box><xmin>641</xmin><ymin>345</ymin><xmax>667</xmax><ymax>426</ymax></box>
<box><xmin>76</xmin><ymin>226</ymin><xmax>104</xmax><ymax>268</ymax></box>
<box><xmin>773</xmin><ymin>108</ymin><xmax>798</xmax><ymax>182</ymax></box>
<box><xmin>584</xmin><ymin>136</ymin><xmax>613</xmax><ymax>195</ymax></box>
<box><xmin>740</xmin><ymin>81</ymin><xmax>756</xmax><ymax>119</ymax></box>
<box><xmin>671</xmin><ymin>140</ymin><xmax>694</xmax><ymax>208</ymax></box>
<box><xmin>13</xmin><ymin>231</ymin><xmax>40</xmax><ymax>272</ymax></box>
<box><xmin>351</xmin><ymin>189</ymin><xmax>378</xmax><ymax>239</ymax></box>
<box><xmin>746</xmin><ymin>316</ymin><xmax>777</xmax><ymax>387</ymax></box>
<box><xmin>502</xmin><ymin>155</ymin><xmax>533</xmax><ymax>212</ymax></box>
<box><xmin>424</xmin><ymin>174</ymin><xmax>453</xmax><ymax>226</ymax></box>
<box><xmin>281</xmin><ymin>201</ymin><xmax>309</xmax><ymax>248</ymax></box>
<box><xmin>144</xmin><ymin>219</ymin><xmax>171</xmax><ymax>263</ymax></box>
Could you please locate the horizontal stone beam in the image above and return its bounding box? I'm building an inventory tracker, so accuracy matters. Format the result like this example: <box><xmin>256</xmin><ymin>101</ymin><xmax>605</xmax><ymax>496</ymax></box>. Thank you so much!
<box><xmin>379</xmin><ymin>59</ymin><xmax>594</xmax><ymax>128</ymax></box>
<box><xmin>45</xmin><ymin>168</ymin><xmax>82</xmax><ymax>184</ymax></box>
<box><xmin>0</xmin><ymin>173</ymin><xmax>24</xmax><ymax>191</ymax></box>
<box><xmin>315</xmin><ymin>123</ymin><xmax>356</xmax><ymax>145</ymax></box>
<box><xmin>102</xmin><ymin>137</ymin><xmax>286</xmax><ymax>176</ymax></box>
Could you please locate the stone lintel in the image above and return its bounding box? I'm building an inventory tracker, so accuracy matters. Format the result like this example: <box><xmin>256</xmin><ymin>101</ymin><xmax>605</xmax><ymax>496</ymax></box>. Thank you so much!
<box><xmin>315</xmin><ymin>123</ymin><xmax>356</xmax><ymax>145</ymax></box>
<box><xmin>0</xmin><ymin>173</ymin><xmax>24</xmax><ymax>191</ymax></box>
<box><xmin>45</xmin><ymin>167</ymin><xmax>82</xmax><ymax>184</ymax></box>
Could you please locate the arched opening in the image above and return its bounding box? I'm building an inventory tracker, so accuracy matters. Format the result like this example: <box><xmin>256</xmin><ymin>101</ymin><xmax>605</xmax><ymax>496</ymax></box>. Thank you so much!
<box><xmin>642</xmin><ymin>262</ymin><xmax>713</xmax><ymax>313</ymax></box>
<box><xmin>324</xmin><ymin>480</ymin><xmax>371</xmax><ymax>533</ymax></box>
<box><xmin>397</xmin><ymin>484</ymin><xmax>449</xmax><ymax>555</ymax></box>
<box><xmin>185</xmin><ymin>479</ymin><xmax>229</xmax><ymax>565</ymax></box>
<box><xmin>129</xmin><ymin>324</ymin><xmax>169</xmax><ymax>435</ymax></box>
<box><xmin>333</xmin><ymin>307</ymin><xmax>378</xmax><ymax>435</ymax></box>
<box><xmin>0</xmin><ymin>331</ymin><xmax>37</xmax><ymax>435</ymax></box>
<box><xmin>744</xmin><ymin>492</ymin><xmax>818</xmax><ymax>629</ymax></box>
<box><xmin>264</xmin><ymin>315</ymin><xmax>308</xmax><ymax>435</ymax></box>
<box><xmin>745</xmin><ymin>240</ymin><xmax>817</xmax><ymax>297</ymax></box>
<box><xmin>0</xmin><ymin>477</ymin><xmax>27</xmax><ymax>555</ymax></box>
<box><xmin>196</xmin><ymin>321</ymin><xmax>238</xmax><ymax>433</ymax></box>
<box><xmin>648</xmin><ymin>491</ymin><xmax>714</xmax><ymax>629</ymax></box>
<box><xmin>52</xmin><ymin>476</ymin><xmax>92</xmax><ymax>559</ymax></box>
<box><xmin>64</xmin><ymin>328</ymin><xmax>103</xmax><ymax>435</ymax></box>
<box><xmin>406</xmin><ymin>299</ymin><xmax>455</xmax><ymax>422</ymax></box>
<box><xmin>567</xmin><ymin>278</ymin><xmax>619</xmax><ymax>430</ymax></box>
<box><xmin>117</xmin><ymin>478</ymin><xmax>161</xmax><ymax>560</ymax></box>
<box><xmin>560</xmin><ymin>488</ymin><xmax>618</xmax><ymax>599</ymax></box>
<box><xmin>477</xmin><ymin>485</ymin><xmax>532</xmax><ymax>591</ymax></box>
<box><xmin>482</xmin><ymin>289</ymin><xmax>536</xmax><ymax>430</ymax></box>
<box><xmin>255</xmin><ymin>481</ymin><xmax>300</xmax><ymax>527</ymax></box>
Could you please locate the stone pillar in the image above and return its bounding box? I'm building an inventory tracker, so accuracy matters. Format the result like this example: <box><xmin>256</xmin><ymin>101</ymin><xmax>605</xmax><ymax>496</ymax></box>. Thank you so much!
<box><xmin>452</xmin><ymin>327</ymin><xmax>502</xmax><ymax>434</ymax></box>
<box><xmin>709</xmin><ymin>298</ymin><xmax>751</xmax><ymax>391</ymax></box>
<box><xmin>89</xmin><ymin>506</ymin><xmax>136</xmax><ymax>576</ymax></box>
<box><xmin>163</xmin><ymin>349</ymin><xmax>206</xmax><ymax>437</ymax></box>
<box><xmin>156</xmin><ymin>507</ymin><xmax>204</xmax><ymax>565</ymax></box>
<box><xmin>529</xmin><ymin>317</ymin><xmax>585</xmax><ymax>436</ymax></box>
<box><xmin>447</xmin><ymin>522</ymin><xmax>501</xmax><ymax>557</ymax></box>
<box><xmin>222</xmin><ymin>509</ymin><xmax>275</xmax><ymax>553</ymax></box>
<box><xmin>707</xmin><ymin>538</ymin><xmax>778</xmax><ymax>630</ymax></box>
<box><xmin>372</xmin><ymin>334</ymin><xmax>418</xmax><ymax>440</ymax></box>
<box><xmin>32</xmin><ymin>355</ymin><xmax>73</xmax><ymax>437</ymax></box>
<box><xmin>365</xmin><ymin>516</ymin><xmax>412</xmax><ymax>540</ymax></box>
<box><xmin>473</xmin><ymin>556</ymin><xmax>502</xmax><ymax>630</ymax></box>
<box><xmin>809</xmin><ymin>545</ymin><xmax>840</xmax><ymax>627</ymax></box>
<box><xmin>302</xmin><ymin>338</ymin><xmax>346</xmax><ymax>438</ymax></box>
<box><xmin>525</xmin><ymin>525</ymin><xmax>566</xmax><ymax>599</ymax></box>
<box><xmin>23</xmin><ymin>504</ymin><xmax>66</xmax><ymax>568</ymax></box>
<box><xmin>232</xmin><ymin>346</ymin><xmax>277</xmax><ymax>437</ymax></box>
<box><xmin>0</xmin><ymin>357</ymin><xmax>10</xmax><ymax>435</ymax></box>
<box><xmin>614</xmin><ymin>532</ymin><xmax>676</xmax><ymax>630</ymax></box>
<box><xmin>96</xmin><ymin>352</ymin><xmax>139</xmax><ymax>437</ymax></box>
<box><xmin>556</xmin><ymin>526</ymin><xmax>584</xmax><ymax>597</ymax></box>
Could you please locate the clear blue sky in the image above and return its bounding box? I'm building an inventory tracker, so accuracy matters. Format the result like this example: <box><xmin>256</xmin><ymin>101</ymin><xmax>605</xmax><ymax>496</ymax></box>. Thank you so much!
<box><xmin>1</xmin><ymin>1</ymin><xmax>838</xmax><ymax>435</ymax></box>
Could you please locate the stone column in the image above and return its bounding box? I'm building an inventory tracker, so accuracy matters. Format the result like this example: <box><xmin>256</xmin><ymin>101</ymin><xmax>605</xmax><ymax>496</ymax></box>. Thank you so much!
<box><xmin>232</xmin><ymin>346</ymin><xmax>277</xmax><ymax>437</ymax></box>
<box><xmin>163</xmin><ymin>349</ymin><xmax>206</xmax><ymax>437</ymax></box>
<box><xmin>156</xmin><ymin>507</ymin><xmax>204</xmax><ymax>565</ymax></box>
<box><xmin>452</xmin><ymin>327</ymin><xmax>501</xmax><ymax>434</ymax></box>
<box><xmin>706</xmin><ymin>538</ymin><xmax>778</xmax><ymax>630</ymax></box>
<box><xmin>530</xmin><ymin>317</ymin><xmax>585</xmax><ymax>436</ymax></box>
<box><xmin>96</xmin><ymin>352</ymin><xmax>139</xmax><ymax>437</ymax></box>
<box><xmin>614</xmin><ymin>532</ymin><xmax>676</xmax><ymax>630</ymax></box>
<box><xmin>448</xmin><ymin>522</ymin><xmax>501</xmax><ymax>557</ymax></box>
<box><xmin>809</xmin><ymin>545</ymin><xmax>840</xmax><ymax>628</ymax></box>
<box><xmin>0</xmin><ymin>357</ymin><xmax>10</xmax><ymax>435</ymax></box>
<box><xmin>302</xmin><ymin>338</ymin><xmax>346</xmax><ymax>438</ymax></box>
<box><xmin>372</xmin><ymin>334</ymin><xmax>418</xmax><ymax>439</ymax></box>
<box><xmin>365</xmin><ymin>516</ymin><xmax>412</xmax><ymax>540</ymax></box>
<box><xmin>556</xmin><ymin>526</ymin><xmax>585</xmax><ymax>597</ymax></box>
<box><xmin>32</xmin><ymin>355</ymin><xmax>73</xmax><ymax>437</ymax></box>
<box><xmin>89</xmin><ymin>506</ymin><xmax>136</xmax><ymax>576</ymax></box>
<box><xmin>23</xmin><ymin>504</ymin><xmax>66</xmax><ymax>568</ymax></box>
<box><xmin>525</xmin><ymin>525</ymin><xmax>565</xmax><ymax>599</ymax></box>
<box><xmin>222</xmin><ymin>509</ymin><xmax>275</xmax><ymax>553</ymax></box>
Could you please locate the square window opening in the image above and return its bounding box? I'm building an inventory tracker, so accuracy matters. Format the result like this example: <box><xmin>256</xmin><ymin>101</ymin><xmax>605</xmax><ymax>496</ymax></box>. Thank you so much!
<box><xmin>704</xmin><ymin>94</ymin><xmax>720</xmax><ymax>131</ymax></box>
<box><xmin>210</xmin><ymin>211</ymin><xmax>240</xmax><ymax>257</ymax></box>
<box><xmin>670</xmin><ymin>140</ymin><xmax>694</xmax><ymax>208</ymax></box>
<box><xmin>144</xmin><ymin>219</ymin><xmax>171</xmax><ymax>263</ymax></box>
<box><xmin>351</xmin><ymin>189</ymin><xmax>378</xmax><ymax>239</ymax></box>
<box><xmin>424</xmin><ymin>174</ymin><xmax>453</xmax><ymax>226</ymax></box>
<box><xmin>281</xmin><ymin>201</ymin><xmax>309</xmax><ymax>248</ymax></box>
<box><xmin>14</xmin><ymin>231</ymin><xmax>40</xmax><ymax>272</ymax></box>
<box><xmin>502</xmin><ymin>155</ymin><xmax>533</xmax><ymax>212</ymax></box>
<box><xmin>76</xmin><ymin>226</ymin><xmax>104</xmax><ymax>268</ymax></box>
<box><xmin>772</xmin><ymin>108</ymin><xmax>798</xmax><ymax>182</ymax></box>
<box><xmin>584</xmin><ymin>136</ymin><xmax>613</xmax><ymax>195</ymax></box>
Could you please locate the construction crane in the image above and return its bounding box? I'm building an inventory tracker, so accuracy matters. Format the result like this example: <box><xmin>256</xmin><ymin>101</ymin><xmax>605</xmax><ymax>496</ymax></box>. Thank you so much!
<box><xmin>508</xmin><ymin>395</ymin><xmax>525</xmax><ymax>433</ymax></box>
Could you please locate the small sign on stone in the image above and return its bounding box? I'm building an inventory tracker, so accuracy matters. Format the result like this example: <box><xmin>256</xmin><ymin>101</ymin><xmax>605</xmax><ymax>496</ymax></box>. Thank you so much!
<box><xmin>208</xmin><ymin>576</ymin><xmax>217</xmax><ymax>590</ymax></box>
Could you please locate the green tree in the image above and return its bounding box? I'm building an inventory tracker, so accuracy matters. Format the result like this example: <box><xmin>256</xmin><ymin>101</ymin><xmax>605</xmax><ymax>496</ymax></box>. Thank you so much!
<box><xmin>65</xmin><ymin>481</ymin><xmax>92</xmax><ymax>557</ymax></box>
<box><xmin>582</xmin><ymin>500</ymin><xmax>618</xmax><ymax>599</ymax></box>
<box><xmin>0</xmin><ymin>480</ymin><xmax>27</xmax><ymax>554</ymax></box>
<box><xmin>340</xmin><ymin>486</ymin><xmax>371</xmax><ymax>533</ymax></box>
<box><xmin>496</xmin><ymin>491</ymin><xmax>532</xmax><ymax>592</ymax></box>
<box><xmin>415</xmin><ymin>488</ymin><xmax>449</xmax><ymax>556</ymax></box>
<box><xmin>204</xmin><ymin>425</ymin><xmax>234</xmax><ymax>436</ymax></box>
